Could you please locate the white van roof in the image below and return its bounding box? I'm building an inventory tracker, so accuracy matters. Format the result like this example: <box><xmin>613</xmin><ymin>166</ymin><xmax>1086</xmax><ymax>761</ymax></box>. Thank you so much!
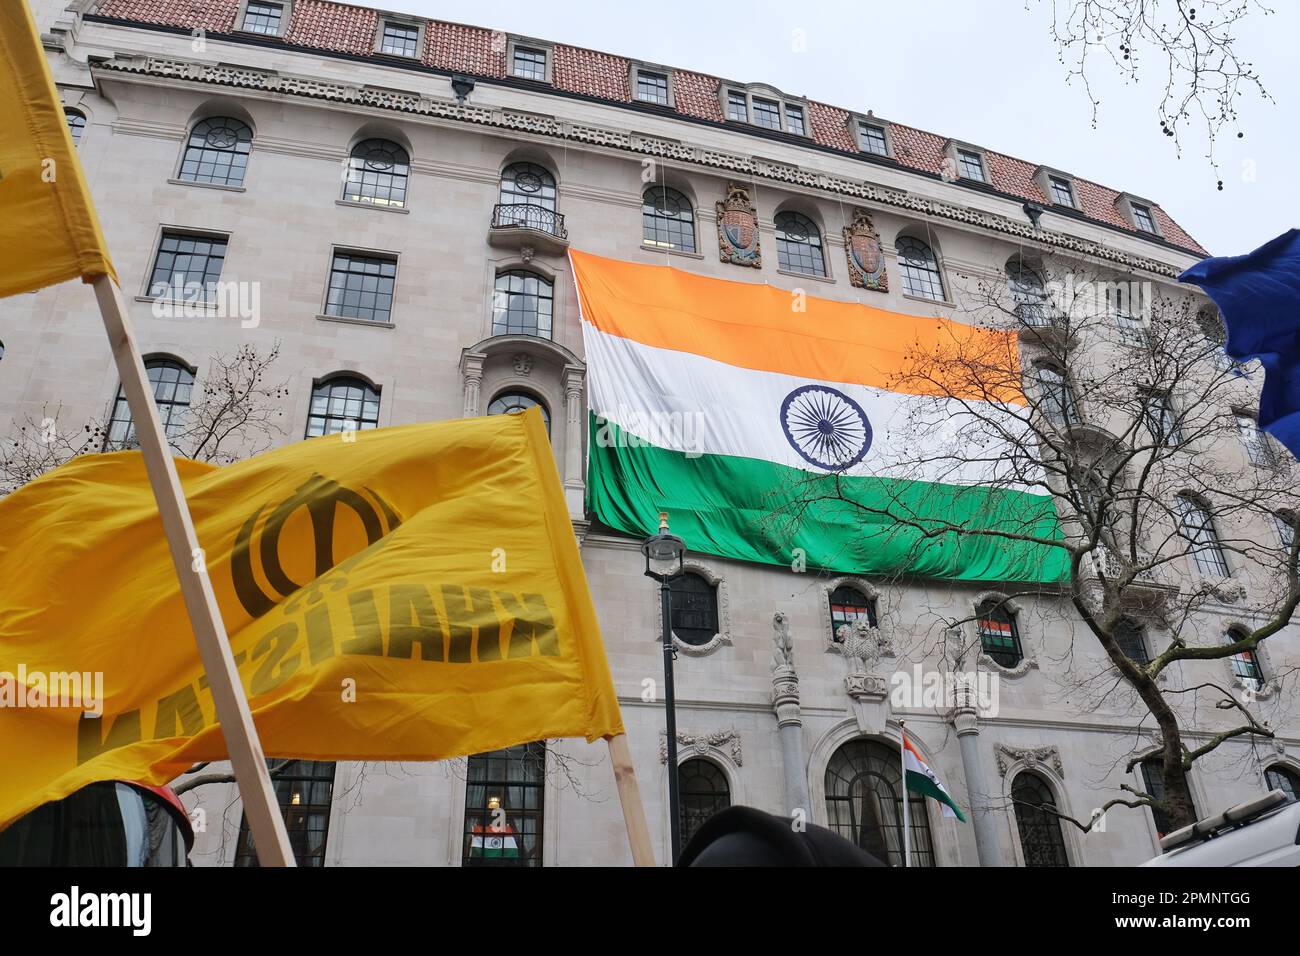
<box><xmin>1141</xmin><ymin>790</ymin><xmax>1300</xmax><ymax>867</ymax></box>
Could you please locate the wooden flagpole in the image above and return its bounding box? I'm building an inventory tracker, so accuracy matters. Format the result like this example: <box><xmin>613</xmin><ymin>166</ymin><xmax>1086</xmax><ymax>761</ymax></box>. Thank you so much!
<box><xmin>606</xmin><ymin>734</ymin><xmax>656</xmax><ymax>866</ymax></box>
<box><xmin>91</xmin><ymin>275</ymin><xmax>295</xmax><ymax>867</ymax></box>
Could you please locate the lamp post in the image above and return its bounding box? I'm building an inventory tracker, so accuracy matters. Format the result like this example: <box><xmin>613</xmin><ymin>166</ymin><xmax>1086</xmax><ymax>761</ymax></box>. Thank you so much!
<box><xmin>641</xmin><ymin>511</ymin><xmax>685</xmax><ymax>865</ymax></box>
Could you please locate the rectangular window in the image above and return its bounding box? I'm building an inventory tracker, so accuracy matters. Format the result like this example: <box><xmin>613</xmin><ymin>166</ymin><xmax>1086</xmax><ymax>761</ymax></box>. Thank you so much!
<box><xmin>1132</xmin><ymin>203</ymin><xmax>1157</xmax><ymax>233</ymax></box>
<box><xmin>752</xmin><ymin>97</ymin><xmax>781</xmax><ymax>130</ymax></box>
<box><xmin>636</xmin><ymin>70</ymin><xmax>669</xmax><ymax>105</ymax></box>
<box><xmin>512</xmin><ymin>45</ymin><xmax>547</xmax><ymax>80</ymax></box>
<box><xmin>1113</xmin><ymin>285</ymin><xmax>1146</xmax><ymax>345</ymax></box>
<box><xmin>784</xmin><ymin>104</ymin><xmax>805</xmax><ymax>136</ymax></box>
<box><xmin>242</xmin><ymin>1</ymin><xmax>284</xmax><ymax>35</ymax></box>
<box><xmin>1049</xmin><ymin>175</ymin><xmax>1075</xmax><ymax>206</ymax></box>
<box><xmin>463</xmin><ymin>743</ymin><xmax>545</xmax><ymax>867</ymax></box>
<box><xmin>1140</xmin><ymin>760</ymin><xmax>1185</xmax><ymax>837</ymax></box>
<box><xmin>235</xmin><ymin>760</ymin><xmax>336</xmax><ymax>867</ymax></box>
<box><xmin>726</xmin><ymin>91</ymin><xmax>748</xmax><ymax>122</ymax></box>
<box><xmin>859</xmin><ymin>122</ymin><xmax>888</xmax><ymax>156</ymax></box>
<box><xmin>957</xmin><ymin>149</ymin><xmax>985</xmax><ymax>181</ymax></box>
<box><xmin>1275</xmin><ymin>512</ymin><xmax>1296</xmax><ymax>552</ymax></box>
<box><xmin>1140</xmin><ymin>390</ymin><xmax>1181</xmax><ymax>446</ymax></box>
<box><xmin>148</xmin><ymin>232</ymin><xmax>227</xmax><ymax>302</ymax></box>
<box><xmin>325</xmin><ymin>251</ymin><xmax>397</xmax><ymax>324</ymax></box>
<box><xmin>1035</xmin><ymin>365</ymin><xmax>1076</xmax><ymax>427</ymax></box>
<box><xmin>1235</xmin><ymin>411</ymin><xmax>1274</xmax><ymax>466</ymax></box>
<box><xmin>379</xmin><ymin>21</ymin><xmax>419</xmax><ymax>57</ymax></box>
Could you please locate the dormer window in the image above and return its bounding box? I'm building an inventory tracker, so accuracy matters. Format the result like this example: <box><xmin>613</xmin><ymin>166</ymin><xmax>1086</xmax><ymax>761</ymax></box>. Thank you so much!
<box><xmin>1132</xmin><ymin>203</ymin><xmax>1157</xmax><ymax>234</ymax></box>
<box><xmin>635</xmin><ymin>69</ymin><xmax>670</xmax><ymax>106</ymax></box>
<box><xmin>1048</xmin><ymin>175</ymin><xmax>1075</xmax><ymax>207</ymax></box>
<box><xmin>752</xmin><ymin>97</ymin><xmax>781</xmax><ymax>130</ymax></box>
<box><xmin>858</xmin><ymin>121</ymin><xmax>889</xmax><ymax>156</ymax></box>
<box><xmin>726</xmin><ymin>90</ymin><xmax>748</xmax><ymax>122</ymax></box>
<box><xmin>512</xmin><ymin>44</ymin><xmax>548</xmax><ymax>81</ymax></box>
<box><xmin>784</xmin><ymin>105</ymin><xmax>805</xmax><ymax>136</ymax></box>
<box><xmin>722</xmin><ymin>86</ymin><xmax>809</xmax><ymax>135</ymax></box>
<box><xmin>240</xmin><ymin>1</ymin><xmax>286</xmax><ymax>36</ymax></box>
<box><xmin>1035</xmin><ymin>167</ymin><xmax>1080</xmax><ymax>210</ymax></box>
<box><xmin>377</xmin><ymin>19</ymin><xmax>420</xmax><ymax>58</ymax></box>
<box><xmin>956</xmin><ymin>149</ymin><xmax>986</xmax><ymax>182</ymax></box>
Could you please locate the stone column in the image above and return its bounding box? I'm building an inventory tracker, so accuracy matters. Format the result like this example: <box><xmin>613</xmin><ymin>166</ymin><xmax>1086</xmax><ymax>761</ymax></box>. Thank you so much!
<box><xmin>772</xmin><ymin>665</ymin><xmax>810</xmax><ymax>817</ymax></box>
<box><xmin>460</xmin><ymin>352</ymin><xmax>484</xmax><ymax>417</ymax></box>
<box><xmin>951</xmin><ymin>702</ymin><xmax>1003</xmax><ymax>867</ymax></box>
<box><xmin>562</xmin><ymin>364</ymin><xmax>585</xmax><ymax>517</ymax></box>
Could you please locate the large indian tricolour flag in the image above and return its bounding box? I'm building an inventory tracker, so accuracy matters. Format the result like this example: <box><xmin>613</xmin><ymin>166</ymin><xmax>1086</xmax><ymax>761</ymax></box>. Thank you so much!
<box><xmin>571</xmin><ymin>250</ymin><xmax>1068</xmax><ymax>583</ymax></box>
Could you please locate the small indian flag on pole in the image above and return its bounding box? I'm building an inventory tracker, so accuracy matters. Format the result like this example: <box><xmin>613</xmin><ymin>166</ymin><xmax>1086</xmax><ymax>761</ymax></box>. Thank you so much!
<box><xmin>903</xmin><ymin>732</ymin><xmax>967</xmax><ymax>823</ymax></box>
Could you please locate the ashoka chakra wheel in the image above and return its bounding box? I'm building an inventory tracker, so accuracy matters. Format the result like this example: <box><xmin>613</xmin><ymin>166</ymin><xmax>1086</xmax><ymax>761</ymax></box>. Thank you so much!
<box><xmin>780</xmin><ymin>385</ymin><xmax>872</xmax><ymax>470</ymax></box>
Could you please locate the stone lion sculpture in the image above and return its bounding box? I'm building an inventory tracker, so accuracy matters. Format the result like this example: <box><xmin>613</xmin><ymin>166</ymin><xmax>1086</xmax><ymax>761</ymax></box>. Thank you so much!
<box><xmin>771</xmin><ymin>611</ymin><xmax>794</xmax><ymax>670</ymax></box>
<box><xmin>836</xmin><ymin>619</ymin><xmax>881</xmax><ymax>675</ymax></box>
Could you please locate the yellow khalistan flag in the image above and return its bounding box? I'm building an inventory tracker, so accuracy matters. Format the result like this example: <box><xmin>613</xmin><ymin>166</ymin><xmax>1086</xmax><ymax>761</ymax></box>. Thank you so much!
<box><xmin>0</xmin><ymin>0</ymin><xmax>117</xmax><ymax>295</ymax></box>
<box><xmin>0</xmin><ymin>409</ymin><xmax>625</xmax><ymax>829</ymax></box>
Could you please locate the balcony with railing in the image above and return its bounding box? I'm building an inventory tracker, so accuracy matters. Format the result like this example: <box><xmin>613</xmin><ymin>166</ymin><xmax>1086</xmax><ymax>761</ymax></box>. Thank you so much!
<box><xmin>488</xmin><ymin>202</ymin><xmax>569</xmax><ymax>256</ymax></box>
<box><xmin>1015</xmin><ymin>300</ymin><xmax>1073</xmax><ymax>348</ymax></box>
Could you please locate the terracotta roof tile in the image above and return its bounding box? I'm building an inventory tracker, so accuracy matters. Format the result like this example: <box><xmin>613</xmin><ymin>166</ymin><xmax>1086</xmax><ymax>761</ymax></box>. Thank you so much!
<box><xmin>672</xmin><ymin>70</ymin><xmax>723</xmax><ymax>122</ymax></box>
<box><xmin>553</xmin><ymin>46</ymin><xmax>631</xmax><ymax>101</ymax></box>
<box><xmin>284</xmin><ymin>0</ymin><xmax>375</xmax><ymax>55</ymax></box>
<box><xmin>424</xmin><ymin>21</ymin><xmax>505</xmax><ymax>77</ymax></box>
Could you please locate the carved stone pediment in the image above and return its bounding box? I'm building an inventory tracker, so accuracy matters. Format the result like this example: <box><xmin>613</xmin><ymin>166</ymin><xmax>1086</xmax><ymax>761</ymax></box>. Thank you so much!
<box><xmin>659</xmin><ymin>729</ymin><xmax>742</xmax><ymax>766</ymax></box>
<box><xmin>994</xmin><ymin>743</ymin><xmax>1064</xmax><ymax>778</ymax></box>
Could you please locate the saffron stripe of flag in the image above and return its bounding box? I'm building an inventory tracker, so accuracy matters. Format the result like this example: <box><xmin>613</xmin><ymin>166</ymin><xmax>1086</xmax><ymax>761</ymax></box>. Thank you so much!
<box><xmin>903</xmin><ymin>735</ymin><xmax>967</xmax><ymax>822</ymax></box>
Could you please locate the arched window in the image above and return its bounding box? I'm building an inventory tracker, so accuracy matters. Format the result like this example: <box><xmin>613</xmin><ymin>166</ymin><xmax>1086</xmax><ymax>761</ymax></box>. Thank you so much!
<box><xmin>895</xmin><ymin>236</ymin><xmax>945</xmax><ymax>301</ymax></box>
<box><xmin>342</xmin><ymin>138</ymin><xmax>410</xmax><ymax>207</ymax></box>
<box><xmin>775</xmin><ymin>211</ymin><xmax>826</xmax><ymax>277</ymax></box>
<box><xmin>488</xmin><ymin>391</ymin><xmax>551</xmax><ymax>436</ymax></box>
<box><xmin>306</xmin><ymin>377</ymin><xmax>381</xmax><ymax>438</ymax></box>
<box><xmin>497</xmin><ymin>162</ymin><xmax>559</xmax><ymax>233</ymax></box>
<box><xmin>1265</xmin><ymin>765</ymin><xmax>1299</xmax><ymax>803</ymax></box>
<box><xmin>1006</xmin><ymin>261</ymin><xmax>1049</xmax><ymax>326</ymax></box>
<box><xmin>178</xmin><ymin>117</ymin><xmax>253</xmax><ymax>187</ymax></box>
<box><xmin>825</xmin><ymin>739</ymin><xmax>934</xmax><ymax>866</ymax></box>
<box><xmin>463</xmin><ymin>742</ymin><xmax>545</xmax><ymax>867</ymax></box>
<box><xmin>679</xmin><ymin>758</ymin><xmax>730</xmax><ymax>848</ymax></box>
<box><xmin>1011</xmin><ymin>772</ymin><xmax>1069</xmax><ymax>866</ymax></box>
<box><xmin>65</xmin><ymin>108</ymin><xmax>86</xmax><ymax>147</ymax></box>
<box><xmin>1034</xmin><ymin>363</ymin><xmax>1077</xmax><ymax>427</ymax></box>
<box><xmin>235</xmin><ymin>760</ymin><xmax>336</xmax><ymax>867</ymax></box>
<box><xmin>492</xmin><ymin>270</ymin><xmax>554</xmax><ymax>339</ymax></box>
<box><xmin>668</xmin><ymin>571</ymin><xmax>719</xmax><ymax>646</ymax></box>
<box><xmin>976</xmin><ymin>597</ymin><xmax>1023</xmax><ymax>668</ymax></box>
<box><xmin>1113</xmin><ymin>616</ymin><xmax>1149</xmax><ymax>666</ymax></box>
<box><xmin>829</xmin><ymin>585</ymin><xmax>877</xmax><ymax>641</ymax></box>
<box><xmin>105</xmin><ymin>358</ymin><xmax>195</xmax><ymax>451</ymax></box>
<box><xmin>1225</xmin><ymin>627</ymin><xmax>1264</xmax><ymax>691</ymax></box>
<box><xmin>642</xmin><ymin>186</ymin><xmax>696</xmax><ymax>252</ymax></box>
<box><xmin>1175</xmin><ymin>494</ymin><xmax>1229</xmax><ymax>577</ymax></box>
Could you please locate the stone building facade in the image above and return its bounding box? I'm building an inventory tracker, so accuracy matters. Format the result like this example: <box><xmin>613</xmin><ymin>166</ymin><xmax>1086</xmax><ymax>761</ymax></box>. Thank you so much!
<box><xmin>5</xmin><ymin>0</ymin><xmax>1298</xmax><ymax>866</ymax></box>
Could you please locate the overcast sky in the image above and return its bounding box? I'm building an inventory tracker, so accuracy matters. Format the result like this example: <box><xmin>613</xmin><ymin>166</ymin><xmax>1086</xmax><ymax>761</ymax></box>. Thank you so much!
<box><xmin>387</xmin><ymin>0</ymin><xmax>1297</xmax><ymax>257</ymax></box>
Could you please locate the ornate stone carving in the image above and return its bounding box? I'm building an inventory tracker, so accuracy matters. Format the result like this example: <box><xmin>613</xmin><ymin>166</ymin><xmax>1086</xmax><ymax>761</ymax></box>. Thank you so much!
<box><xmin>844</xmin><ymin>672</ymin><xmax>890</xmax><ymax>701</ymax></box>
<box><xmin>842</xmin><ymin>209</ymin><xmax>888</xmax><ymax>291</ymax></box>
<box><xmin>659</xmin><ymin>729</ymin><xmax>742</xmax><ymax>766</ymax></box>
<box><xmin>511</xmin><ymin>352</ymin><xmax>533</xmax><ymax>376</ymax></box>
<box><xmin>771</xmin><ymin>610</ymin><xmax>794</xmax><ymax>670</ymax></box>
<box><xmin>837</xmin><ymin>619</ymin><xmax>882</xmax><ymax>675</ymax></box>
<box><xmin>771</xmin><ymin>664</ymin><xmax>801</xmax><ymax>727</ymax></box>
<box><xmin>994</xmin><ymin>743</ymin><xmax>1064</xmax><ymax>778</ymax></box>
<box><xmin>715</xmin><ymin>182</ymin><xmax>762</xmax><ymax>268</ymax></box>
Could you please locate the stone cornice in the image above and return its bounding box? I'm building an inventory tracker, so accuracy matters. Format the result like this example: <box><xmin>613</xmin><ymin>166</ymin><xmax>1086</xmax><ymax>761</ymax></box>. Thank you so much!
<box><xmin>91</xmin><ymin>54</ymin><xmax>1195</xmax><ymax>280</ymax></box>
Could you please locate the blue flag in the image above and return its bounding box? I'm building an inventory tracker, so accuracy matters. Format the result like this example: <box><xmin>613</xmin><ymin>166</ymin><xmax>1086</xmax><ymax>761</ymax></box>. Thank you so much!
<box><xmin>1180</xmin><ymin>229</ymin><xmax>1300</xmax><ymax>459</ymax></box>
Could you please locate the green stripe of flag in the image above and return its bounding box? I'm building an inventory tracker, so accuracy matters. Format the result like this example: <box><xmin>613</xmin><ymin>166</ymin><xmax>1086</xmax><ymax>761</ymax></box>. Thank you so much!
<box><xmin>906</xmin><ymin>769</ymin><xmax>968</xmax><ymax>822</ymax></box>
<box><xmin>588</xmin><ymin>415</ymin><xmax>1068</xmax><ymax>583</ymax></box>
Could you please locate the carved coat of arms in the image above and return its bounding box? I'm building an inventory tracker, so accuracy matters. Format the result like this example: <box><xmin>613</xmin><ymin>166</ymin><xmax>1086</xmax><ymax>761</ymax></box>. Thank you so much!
<box><xmin>716</xmin><ymin>182</ymin><xmax>761</xmax><ymax>268</ymax></box>
<box><xmin>843</xmin><ymin>209</ymin><xmax>888</xmax><ymax>291</ymax></box>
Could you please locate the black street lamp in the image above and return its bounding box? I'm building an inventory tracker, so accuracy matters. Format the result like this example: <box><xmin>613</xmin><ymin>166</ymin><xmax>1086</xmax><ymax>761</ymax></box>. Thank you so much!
<box><xmin>641</xmin><ymin>511</ymin><xmax>686</xmax><ymax>865</ymax></box>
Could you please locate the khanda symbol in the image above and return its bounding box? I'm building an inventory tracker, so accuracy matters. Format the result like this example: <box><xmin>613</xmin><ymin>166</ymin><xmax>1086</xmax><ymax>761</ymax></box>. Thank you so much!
<box><xmin>231</xmin><ymin>473</ymin><xmax>402</xmax><ymax>619</ymax></box>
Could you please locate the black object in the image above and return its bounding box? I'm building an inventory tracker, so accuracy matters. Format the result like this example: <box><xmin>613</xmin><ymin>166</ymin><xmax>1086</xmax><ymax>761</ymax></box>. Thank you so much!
<box><xmin>679</xmin><ymin>805</ymin><xmax>887</xmax><ymax>867</ymax></box>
